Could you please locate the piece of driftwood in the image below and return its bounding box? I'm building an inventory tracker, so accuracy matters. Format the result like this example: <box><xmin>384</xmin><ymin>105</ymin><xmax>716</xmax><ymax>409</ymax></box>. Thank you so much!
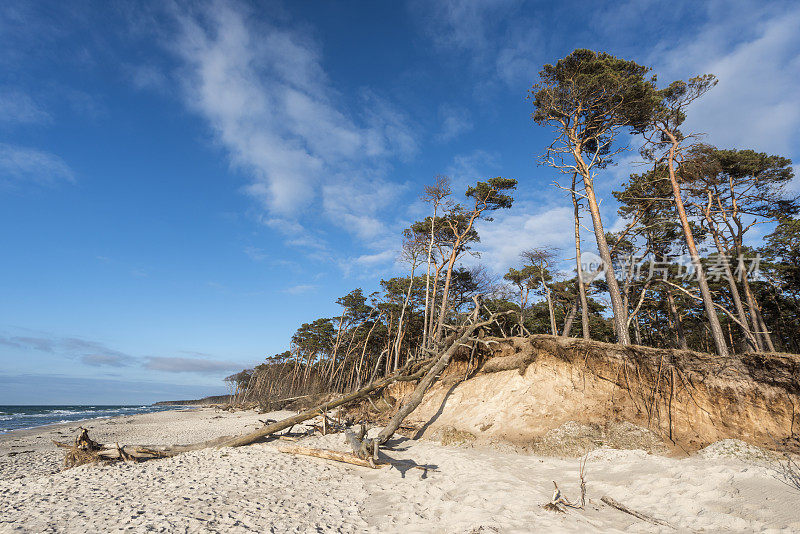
<box><xmin>279</xmin><ymin>446</ymin><xmax>385</xmax><ymax>469</ymax></box>
<box><xmin>54</xmin><ymin>354</ymin><xmax>434</xmax><ymax>466</ymax></box>
<box><xmin>601</xmin><ymin>495</ymin><xmax>675</xmax><ymax>529</ymax></box>
<box><xmin>54</xmin><ymin>432</ymin><xmax>239</xmax><ymax>466</ymax></box>
<box><xmin>280</xmin><ymin>445</ymin><xmax>434</xmax><ymax>473</ymax></box>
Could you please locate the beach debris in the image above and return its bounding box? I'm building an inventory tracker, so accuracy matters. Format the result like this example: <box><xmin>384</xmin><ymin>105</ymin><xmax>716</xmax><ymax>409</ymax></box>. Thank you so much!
<box><xmin>601</xmin><ymin>495</ymin><xmax>675</xmax><ymax>529</ymax></box>
<box><xmin>223</xmin><ymin>300</ymin><xmax>510</xmax><ymax>450</ymax></box>
<box><xmin>53</xmin><ymin>300</ymin><xmax>510</xmax><ymax>469</ymax></box>
<box><xmin>545</xmin><ymin>455</ymin><xmax>588</xmax><ymax>513</ymax></box>
<box><xmin>52</xmin><ymin>427</ymin><xmax>107</xmax><ymax>468</ymax></box>
<box><xmin>279</xmin><ymin>446</ymin><xmax>386</xmax><ymax>469</ymax></box>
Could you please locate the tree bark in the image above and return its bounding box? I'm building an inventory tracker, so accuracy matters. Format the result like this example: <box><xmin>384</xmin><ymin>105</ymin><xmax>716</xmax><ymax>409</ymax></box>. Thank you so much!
<box><xmin>583</xmin><ymin>174</ymin><xmax>630</xmax><ymax>344</ymax></box>
<box><xmin>544</xmin><ymin>279</ymin><xmax>558</xmax><ymax>336</ymax></box>
<box><xmin>561</xmin><ymin>299</ymin><xmax>578</xmax><ymax>337</ymax></box>
<box><xmin>740</xmin><ymin>268</ymin><xmax>775</xmax><ymax>352</ymax></box>
<box><xmin>662</xmin><ymin>132</ymin><xmax>729</xmax><ymax>357</ymax></box>
<box><xmin>572</xmin><ymin>173</ymin><xmax>591</xmax><ymax>340</ymax></box>
<box><xmin>703</xmin><ymin>209</ymin><xmax>758</xmax><ymax>351</ymax></box>
<box><xmin>665</xmin><ymin>287</ymin><xmax>688</xmax><ymax>349</ymax></box>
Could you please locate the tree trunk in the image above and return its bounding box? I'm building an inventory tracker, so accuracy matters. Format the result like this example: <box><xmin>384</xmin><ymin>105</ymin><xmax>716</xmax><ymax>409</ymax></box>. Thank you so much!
<box><xmin>223</xmin><ymin>357</ymin><xmax>432</xmax><ymax>448</ymax></box>
<box><xmin>433</xmin><ymin>249</ymin><xmax>459</xmax><ymax>345</ymax></box>
<box><xmin>663</xmin><ymin>134</ymin><xmax>728</xmax><ymax>357</ymax></box>
<box><xmin>561</xmin><ymin>299</ymin><xmax>578</xmax><ymax>337</ymax></box>
<box><xmin>740</xmin><ymin>268</ymin><xmax>775</xmax><ymax>352</ymax></box>
<box><xmin>665</xmin><ymin>287</ymin><xmax>688</xmax><ymax>349</ymax></box>
<box><xmin>394</xmin><ymin>266</ymin><xmax>417</xmax><ymax>371</ymax></box>
<box><xmin>582</xmin><ymin>175</ymin><xmax>630</xmax><ymax>345</ymax></box>
<box><xmin>572</xmin><ymin>174</ymin><xmax>591</xmax><ymax>340</ymax></box>
<box><xmin>543</xmin><ymin>279</ymin><xmax>558</xmax><ymax>336</ymax></box>
<box><xmin>422</xmin><ymin>204</ymin><xmax>438</xmax><ymax>349</ymax></box>
<box><xmin>375</xmin><ymin>305</ymin><xmax>505</xmax><ymax>445</ymax></box>
<box><xmin>705</xmin><ymin>214</ymin><xmax>757</xmax><ymax>351</ymax></box>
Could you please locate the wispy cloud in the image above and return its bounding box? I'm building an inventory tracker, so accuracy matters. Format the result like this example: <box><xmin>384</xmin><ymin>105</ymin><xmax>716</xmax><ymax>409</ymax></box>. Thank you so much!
<box><xmin>283</xmin><ymin>284</ymin><xmax>316</xmax><ymax>295</ymax></box>
<box><xmin>243</xmin><ymin>246</ymin><xmax>268</xmax><ymax>262</ymax></box>
<box><xmin>0</xmin><ymin>89</ymin><xmax>50</xmax><ymax>124</ymax></box>
<box><xmin>144</xmin><ymin>356</ymin><xmax>241</xmax><ymax>374</ymax></box>
<box><xmin>1</xmin><ymin>330</ymin><xmax>245</xmax><ymax>376</ymax></box>
<box><xmin>82</xmin><ymin>353</ymin><xmax>132</xmax><ymax>367</ymax></box>
<box><xmin>169</xmin><ymin>0</ymin><xmax>416</xmax><ymax>237</ymax></box>
<box><xmin>409</xmin><ymin>0</ymin><xmax>541</xmax><ymax>90</ymax></box>
<box><xmin>651</xmin><ymin>1</ymin><xmax>800</xmax><ymax>156</ymax></box>
<box><xmin>0</xmin><ymin>143</ymin><xmax>74</xmax><ymax>186</ymax></box>
<box><xmin>0</xmin><ymin>334</ymin><xmax>135</xmax><ymax>367</ymax></box>
<box><xmin>437</xmin><ymin>104</ymin><xmax>473</xmax><ymax>141</ymax></box>
<box><xmin>411</xmin><ymin>0</ymin><xmax>521</xmax><ymax>55</ymax></box>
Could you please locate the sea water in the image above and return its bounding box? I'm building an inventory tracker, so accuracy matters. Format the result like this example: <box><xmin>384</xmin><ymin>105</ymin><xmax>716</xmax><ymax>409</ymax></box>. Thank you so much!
<box><xmin>0</xmin><ymin>405</ymin><xmax>181</xmax><ymax>433</ymax></box>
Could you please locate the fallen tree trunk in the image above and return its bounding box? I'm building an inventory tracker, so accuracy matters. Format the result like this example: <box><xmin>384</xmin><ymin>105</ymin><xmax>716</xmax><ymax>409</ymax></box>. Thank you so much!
<box><xmin>280</xmin><ymin>446</ymin><xmax>385</xmax><ymax>469</ymax></box>
<box><xmin>375</xmin><ymin>303</ymin><xmax>511</xmax><ymax>445</ymax></box>
<box><xmin>221</xmin><ymin>356</ymin><xmax>434</xmax><ymax>448</ymax></box>
<box><xmin>55</xmin><ymin>357</ymin><xmax>435</xmax><ymax>467</ymax></box>
<box><xmin>54</xmin><ymin>434</ymin><xmax>237</xmax><ymax>463</ymax></box>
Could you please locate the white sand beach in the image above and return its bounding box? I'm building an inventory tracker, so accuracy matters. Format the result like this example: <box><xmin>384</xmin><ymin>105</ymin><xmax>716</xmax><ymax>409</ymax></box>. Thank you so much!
<box><xmin>1</xmin><ymin>407</ymin><xmax>799</xmax><ymax>533</ymax></box>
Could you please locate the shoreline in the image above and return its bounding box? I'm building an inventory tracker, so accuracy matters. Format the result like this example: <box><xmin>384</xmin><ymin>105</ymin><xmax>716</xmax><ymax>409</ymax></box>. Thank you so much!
<box><xmin>0</xmin><ymin>405</ymin><xmax>196</xmax><ymax>436</ymax></box>
<box><xmin>2</xmin><ymin>407</ymin><xmax>800</xmax><ymax>532</ymax></box>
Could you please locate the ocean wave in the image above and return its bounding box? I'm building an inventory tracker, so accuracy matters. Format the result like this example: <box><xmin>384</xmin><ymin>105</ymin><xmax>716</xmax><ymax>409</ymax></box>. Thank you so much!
<box><xmin>0</xmin><ymin>405</ymin><xmax>172</xmax><ymax>434</ymax></box>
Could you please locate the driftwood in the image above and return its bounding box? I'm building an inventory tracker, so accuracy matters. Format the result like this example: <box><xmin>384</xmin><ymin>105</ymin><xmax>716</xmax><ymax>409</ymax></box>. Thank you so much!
<box><xmin>281</xmin><ymin>444</ymin><xmax>435</xmax><ymax>472</ymax></box>
<box><xmin>54</xmin><ymin>433</ymin><xmax>237</xmax><ymax>465</ymax></box>
<box><xmin>55</xmin><ymin>300</ymin><xmax>509</xmax><ymax>468</ymax></box>
<box><xmin>339</xmin><ymin>304</ymin><xmax>512</xmax><ymax>461</ymax></box>
<box><xmin>54</xmin><ymin>357</ymin><xmax>434</xmax><ymax>466</ymax></box>
<box><xmin>280</xmin><ymin>446</ymin><xmax>385</xmax><ymax>469</ymax></box>
<box><xmin>601</xmin><ymin>495</ymin><xmax>675</xmax><ymax>529</ymax></box>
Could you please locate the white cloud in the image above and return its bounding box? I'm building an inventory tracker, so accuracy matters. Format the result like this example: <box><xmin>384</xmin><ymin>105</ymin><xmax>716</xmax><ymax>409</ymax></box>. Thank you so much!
<box><xmin>437</xmin><ymin>104</ymin><xmax>473</xmax><ymax>141</ymax></box>
<box><xmin>283</xmin><ymin>284</ymin><xmax>316</xmax><ymax>295</ymax></box>
<box><xmin>0</xmin><ymin>143</ymin><xmax>73</xmax><ymax>186</ymax></box>
<box><xmin>355</xmin><ymin>249</ymin><xmax>396</xmax><ymax>266</ymax></box>
<box><xmin>144</xmin><ymin>356</ymin><xmax>241</xmax><ymax>374</ymax></box>
<box><xmin>652</xmin><ymin>2</ymin><xmax>800</xmax><ymax>156</ymax></box>
<box><xmin>473</xmin><ymin>205</ymin><xmax>574</xmax><ymax>273</ymax></box>
<box><xmin>0</xmin><ymin>89</ymin><xmax>49</xmax><ymax>124</ymax></box>
<box><xmin>171</xmin><ymin>1</ymin><xmax>416</xmax><ymax>223</ymax></box>
<box><xmin>321</xmin><ymin>177</ymin><xmax>404</xmax><ymax>241</ymax></box>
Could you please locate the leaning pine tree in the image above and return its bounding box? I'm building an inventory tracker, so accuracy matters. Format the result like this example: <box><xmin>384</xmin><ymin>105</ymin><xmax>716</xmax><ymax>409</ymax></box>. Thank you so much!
<box><xmin>640</xmin><ymin>74</ymin><xmax>731</xmax><ymax>357</ymax></box>
<box><xmin>529</xmin><ymin>49</ymin><xmax>657</xmax><ymax>345</ymax></box>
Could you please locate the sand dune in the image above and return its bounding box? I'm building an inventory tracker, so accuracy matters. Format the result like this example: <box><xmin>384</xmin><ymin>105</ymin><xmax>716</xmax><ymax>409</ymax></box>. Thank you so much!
<box><xmin>1</xmin><ymin>408</ymin><xmax>799</xmax><ymax>533</ymax></box>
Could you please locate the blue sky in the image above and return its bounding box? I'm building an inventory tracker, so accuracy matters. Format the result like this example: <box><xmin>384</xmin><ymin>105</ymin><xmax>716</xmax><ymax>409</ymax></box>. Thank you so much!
<box><xmin>1</xmin><ymin>0</ymin><xmax>798</xmax><ymax>404</ymax></box>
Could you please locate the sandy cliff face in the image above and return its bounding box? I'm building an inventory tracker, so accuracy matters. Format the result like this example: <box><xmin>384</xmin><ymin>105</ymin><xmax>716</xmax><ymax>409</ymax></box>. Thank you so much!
<box><xmin>386</xmin><ymin>335</ymin><xmax>800</xmax><ymax>454</ymax></box>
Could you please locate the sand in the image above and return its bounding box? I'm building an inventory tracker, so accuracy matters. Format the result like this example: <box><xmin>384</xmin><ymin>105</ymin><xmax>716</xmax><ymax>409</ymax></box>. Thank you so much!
<box><xmin>2</xmin><ymin>407</ymin><xmax>800</xmax><ymax>533</ymax></box>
